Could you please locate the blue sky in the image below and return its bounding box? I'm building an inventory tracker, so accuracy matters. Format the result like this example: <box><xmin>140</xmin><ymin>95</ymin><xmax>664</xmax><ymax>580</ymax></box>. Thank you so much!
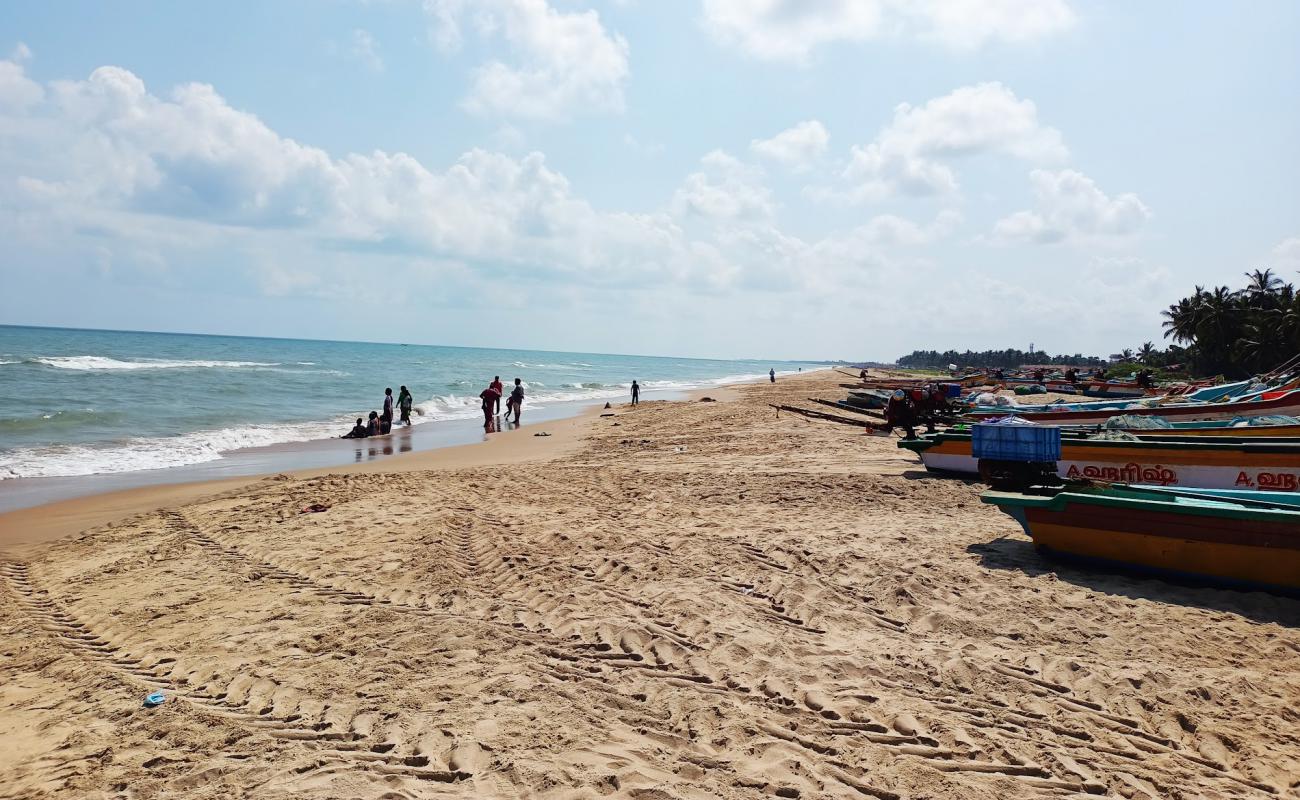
<box><xmin>1</xmin><ymin>1</ymin><xmax>1297</xmax><ymax>360</ymax></box>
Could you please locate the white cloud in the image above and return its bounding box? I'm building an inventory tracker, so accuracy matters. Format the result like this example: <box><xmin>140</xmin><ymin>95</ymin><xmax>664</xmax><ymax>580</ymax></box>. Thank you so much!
<box><xmin>623</xmin><ymin>132</ymin><xmax>665</xmax><ymax>157</ymax></box>
<box><xmin>843</xmin><ymin>82</ymin><xmax>1066</xmax><ymax>200</ymax></box>
<box><xmin>0</xmin><ymin>60</ymin><xmax>719</xmax><ymax>290</ymax></box>
<box><xmin>672</xmin><ymin>150</ymin><xmax>774</xmax><ymax>221</ymax></box>
<box><xmin>918</xmin><ymin>0</ymin><xmax>1078</xmax><ymax>49</ymax></box>
<box><xmin>426</xmin><ymin>0</ymin><xmax>629</xmax><ymax>120</ymax></box>
<box><xmin>1269</xmin><ymin>236</ymin><xmax>1300</xmax><ymax>272</ymax></box>
<box><xmin>0</xmin><ymin>42</ymin><xmax>42</xmax><ymax>110</ymax></box>
<box><xmin>990</xmin><ymin>169</ymin><xmax>1150</xmax><ymax>245</ymax></box>
<box><xmin>750</xmin><ymin>120</ymin><xmax>828</xmax><ymax>171</ymax></box>
<box><xmin>701</xmin><ymin>0</ymin><xmax>1076</xmax><ymax>63</ymax></box>
<box><xmin>351</xmin><ymin>29</ymin><xmax>384</xmax><ymax>72</ymax></box>
<box><xmin>854</xmin><ymin>209</ymin><xmax>962</xmax><ymax>246</ymax></box>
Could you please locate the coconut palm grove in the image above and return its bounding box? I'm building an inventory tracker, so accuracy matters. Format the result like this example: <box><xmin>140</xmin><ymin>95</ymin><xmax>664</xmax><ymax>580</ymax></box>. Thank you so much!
<box><xmin>898</xmin><ymin>268</ymin><xmax>1299</xmax><ymax>378</ymax></box>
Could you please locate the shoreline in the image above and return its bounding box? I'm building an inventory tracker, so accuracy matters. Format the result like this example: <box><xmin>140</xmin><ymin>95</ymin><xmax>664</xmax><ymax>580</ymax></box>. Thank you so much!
<box><xmin>0</xmin><ymin>367</ymin><xmax>791</xmax><ymax>515</ymax></box>
<box><xmin>0</xmin><ymin>373</ymin><xmax>761</xmax><ymax>546</ymax></box>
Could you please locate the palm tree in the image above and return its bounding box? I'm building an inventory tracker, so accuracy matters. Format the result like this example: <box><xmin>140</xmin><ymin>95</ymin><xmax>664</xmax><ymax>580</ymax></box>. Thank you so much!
<box><xmin>1244</xmin><ymin>268</ymin><xmax>1283</xmax><ymax>298</ymax></box>
<box><xmin>1138</xmin><ymin>342</ymin><xmax>1157</xmax><ymax>364</ymax></box>
<box><xmin>1120</xmin><ymin>348</ymin><xmax>1134</xmax><ymax>362</ymax></box>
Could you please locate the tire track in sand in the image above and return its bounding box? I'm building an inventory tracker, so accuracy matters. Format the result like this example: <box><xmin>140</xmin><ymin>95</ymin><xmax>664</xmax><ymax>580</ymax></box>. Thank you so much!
<box><xmin>0</xmin><ymin>559</ymin><xmax>472</xmax><ymax>787</ymax></box>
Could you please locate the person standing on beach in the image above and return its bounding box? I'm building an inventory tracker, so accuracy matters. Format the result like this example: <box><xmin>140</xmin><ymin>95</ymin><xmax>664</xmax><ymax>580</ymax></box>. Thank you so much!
<box><xmin>769</xmin><ymin>369</ymin><xmax>776</xmax><ymax>383</ymax></box>
<box><xmin>631</xmin><ymin>380</ymin><xmax>640</xmax><ymax>405</ymax></box>
<box><xmin>506</xmin><ymin>378</ymin><xmax>525</xmax><ymax>424</ymax></box>
<box><xmin>480</xmin><ymin>384</ymin><xmax>501</xmax><ymax>429</ymax></box>
<box><xmin>382</xmin><ymin>388</ymin><xmax>394</xmax><ymax>432</ymax></box>
<box><xmin>490</xmin><ymin>376</ymin><xmax>504</xmax><ymax>416</ymax></box>
<box><xmin>397</xmin><ymin>385</ymin><xmax>413</xmax><ymax>426</ymax></box>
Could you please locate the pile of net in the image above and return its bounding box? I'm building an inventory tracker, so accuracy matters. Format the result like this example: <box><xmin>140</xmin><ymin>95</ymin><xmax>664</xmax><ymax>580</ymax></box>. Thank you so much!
<box><xmin>1229</xmin><ymin>414</ymin><xmax>1300</xmax><ymax>427</ymax></box>
<box><xmin>1102</xmin><ymin>414</ymin><xmax>1173</xmax><ymax>429</ymax></box>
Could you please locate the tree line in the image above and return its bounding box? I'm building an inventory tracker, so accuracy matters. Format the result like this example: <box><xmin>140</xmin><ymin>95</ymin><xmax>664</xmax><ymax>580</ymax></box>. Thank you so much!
<box><xmin>895</xmin><ymin>270</ymin><xmax>1298</xmax><ymax>379</ymax></box>
<box><xmin>896</xmin><ymin>349</ymin><xmax>1106</xmax><ymax>370</ymax></box>
<box><xmin>1155</xmin><ymin>269</ymin><xmax>1299</xmax><ymax>378</ymax></box>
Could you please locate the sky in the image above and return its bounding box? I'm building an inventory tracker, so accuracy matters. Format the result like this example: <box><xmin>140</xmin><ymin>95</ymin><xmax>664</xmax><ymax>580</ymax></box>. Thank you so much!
<box><xmin>1</xmin><ymin>1</ymin><xmax>1297</xmax><ymax>361</ymax></box>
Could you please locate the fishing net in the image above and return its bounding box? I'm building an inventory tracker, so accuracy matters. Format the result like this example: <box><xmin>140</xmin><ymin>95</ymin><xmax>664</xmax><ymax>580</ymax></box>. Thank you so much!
<box><xmin>1229</xmin><ymin>414</ymin><xmax>1300</xmax><ymax>427</ymax></box>
<box><xmin>1103</xmin><ymin>414</ymin><xmax>1172</xmax><ymax>429</ymax></box>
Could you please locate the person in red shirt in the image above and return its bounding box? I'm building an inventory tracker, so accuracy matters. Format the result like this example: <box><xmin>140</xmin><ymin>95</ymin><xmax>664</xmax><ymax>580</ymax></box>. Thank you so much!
<box><xmin>489</xmin><ymin>376</ymin><xmax>504</xmax><ymax>415</ymax></box>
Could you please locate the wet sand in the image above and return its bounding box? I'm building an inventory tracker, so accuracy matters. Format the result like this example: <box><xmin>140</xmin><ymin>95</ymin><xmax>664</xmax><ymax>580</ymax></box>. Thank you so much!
<box><xmin>1</xmin><ymin>370</ymin><xmax>1297</xmax><ymax>799</ymax></box>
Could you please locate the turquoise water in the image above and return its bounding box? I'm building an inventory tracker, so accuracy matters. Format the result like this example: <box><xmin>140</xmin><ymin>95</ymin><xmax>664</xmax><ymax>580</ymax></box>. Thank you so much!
<box><xmin>0</xmin><ymin>326</ymin><xmax>813</xmax><ymax>479</ymax></box>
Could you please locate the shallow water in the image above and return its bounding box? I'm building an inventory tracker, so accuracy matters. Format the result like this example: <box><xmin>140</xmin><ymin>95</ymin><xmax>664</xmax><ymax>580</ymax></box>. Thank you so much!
<box><xmin>0</xmin><ymin>325</ymin><xmax>813</xmax><ymax>480</ymax></box>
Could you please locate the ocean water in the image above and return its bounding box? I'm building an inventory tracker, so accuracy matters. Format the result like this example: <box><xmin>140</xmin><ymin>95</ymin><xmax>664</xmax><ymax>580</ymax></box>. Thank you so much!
<box><xmin>0</xmin><ymin>326</ymin><xmax>814</xmax><ymax>480</ymax></box>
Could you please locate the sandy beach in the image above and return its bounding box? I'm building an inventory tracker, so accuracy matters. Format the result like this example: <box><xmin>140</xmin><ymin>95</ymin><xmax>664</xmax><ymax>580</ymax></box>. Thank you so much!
<box><xmin>2</xmin><ymin>369</ymin><xmax>1297</xmax><ymax>799</ymax></box>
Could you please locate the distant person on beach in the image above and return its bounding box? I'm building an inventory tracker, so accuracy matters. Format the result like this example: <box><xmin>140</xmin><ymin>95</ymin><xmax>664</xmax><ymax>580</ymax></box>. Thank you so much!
<box><xmin>769</xmin><ymin>369</ymin><xmax>776</xmax><ymax>383</ymax></box>
<box><xmin>490</xmin><ymin>376</ymin><xmax>504</xmax><ymax>415</ymax></box>
<box><xmin>382</xmin><ymin>388</ymin><xmax>394</xmax><ymax>427</ymax></box>
<box><xmin>506</xmin><ymin>378</ymin><xmax>524</xmax><ymax>424</ymax></box>
<box><xmin>480</xmin><ymin>384</ymin><xmax>501</xmax><ymax>428</ymax></box>
<box><xmin>631</xmin><ymin>380</ymin><xmax>640</xmax><ymax>405</ymax></box>
<box><xmin>367</xmin><ymin>411</ymin><xmax>381</xmax><ymax>436</ymax></box>
<box><xmin>397</xmin><ymin>385</ymin><xmax>413</xmax><ymax>425</ymax></box>
<box><xmin>342</xmin><ymin>418</ymin><xmax>368</xmax><ymax>439</ymax></box>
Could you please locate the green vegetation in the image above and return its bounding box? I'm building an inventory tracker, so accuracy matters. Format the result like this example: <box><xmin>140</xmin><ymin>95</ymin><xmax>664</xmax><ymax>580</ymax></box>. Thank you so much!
<box><xmin>896</xmin><ymin>349</ymin><xmax>1105</xmax><ymax>370</ymax></box>
<box><xmin>1154</xmin><ymin>269</ymin><xmax>1299</xmax><ymax>378</ymax></box>
<box><xmin>898</xmin><ymin>269</ymin><xmax>1298</xmax><ymax>380</ymax></box>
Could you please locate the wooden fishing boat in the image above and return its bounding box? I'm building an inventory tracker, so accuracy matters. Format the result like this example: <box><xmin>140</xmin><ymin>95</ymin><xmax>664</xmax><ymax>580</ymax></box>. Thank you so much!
<box><xmin>1079</xmin><ymin>385</ymin><xmax>1149</xmax><ymax>400</ymax></box>
<box><xmin>981</xmin><ymin>484</ymin><xmax>1300</xmax><ymax>591</ymax></box>
<box><xmin>900</xmin><ymin>432</ymin><xmax>1300</xmax><ymax>490</ymax></box>
<box><xmin>966</xmin><ymin>389</ymin><xmax>1300</xmax><ymax>425</ymax></box>
<box><xmin>1112</xmin><ymin>420</ymin><xmax>1300</xmax><ymax>438</ymax></box>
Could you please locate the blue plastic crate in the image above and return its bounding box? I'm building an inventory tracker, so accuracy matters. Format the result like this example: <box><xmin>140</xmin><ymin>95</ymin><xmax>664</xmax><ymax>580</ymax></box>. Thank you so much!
<box><xmin>972</xmin><ymin>422</ymin><xmax>1060</xmax><ymax>462</ymax></box>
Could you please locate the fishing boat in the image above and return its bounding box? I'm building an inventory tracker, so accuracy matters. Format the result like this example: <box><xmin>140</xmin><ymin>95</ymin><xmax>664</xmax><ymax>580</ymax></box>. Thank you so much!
<box><xmin>981</xmin><ymin>484</ymin><xmax>1300</xmax><ymax>591</ymax></box>
<box><xmin>1120</xmin><ymin>421</ymin><xmax>1300</xmax><ymax>437</ymax></box>
<box><xmin>900</xmin><ymin>431</ymin><xmax>1300</xmax><ymax>490</ymax></box>
<box><xmin>966</xmin><ymin>387</ymin><xmax>1300</xmax><ymax>425</ymax></box>
<box><xmin>843</xmin><ymin>389</ymin><xmax>892</xmax><ymax>409</ymax></box>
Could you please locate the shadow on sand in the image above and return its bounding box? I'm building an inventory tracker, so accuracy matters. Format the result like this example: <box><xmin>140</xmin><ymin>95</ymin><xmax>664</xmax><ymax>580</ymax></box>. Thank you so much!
<box><xmin>968</xmin><ymin>534</ymin><xmax>1300</xmax><ymax>629</ymax></box>
<box><xmin>900</xmin><ymin>469</ymin><xmax>980</xmax><ymax>484</ymax></box>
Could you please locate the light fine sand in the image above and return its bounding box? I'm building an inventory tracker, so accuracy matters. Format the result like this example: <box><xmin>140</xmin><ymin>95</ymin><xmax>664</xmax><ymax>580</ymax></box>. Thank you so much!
<box><xmin>1</xmin><ymin>371</ymin><xmax>1297</xmax><ymax>799</ymax></box>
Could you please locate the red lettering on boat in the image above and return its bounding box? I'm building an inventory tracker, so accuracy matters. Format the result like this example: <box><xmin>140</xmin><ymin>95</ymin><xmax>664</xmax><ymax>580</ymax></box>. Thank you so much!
<box><xmin>1063</xmin><ymin>463</ymin><xmax>1178</xmax><ymax>485</ymax></box>
<box><xmin>1256</xmin><ymin>472</ymin><xmax>1299</xmax><ymax>491</ymax></box>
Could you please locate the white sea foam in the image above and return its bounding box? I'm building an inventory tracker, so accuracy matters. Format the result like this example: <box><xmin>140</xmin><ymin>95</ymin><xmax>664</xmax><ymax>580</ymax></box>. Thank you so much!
<box><xmin>31</xmin><ymin>356</ymin><xmax>282</xmax><ymax>371</ymax></box>
<box><xmin>0</xmin><ymin>369</ymin><xmax>800</xmax><ymax>479</ymax></box>
<box><xmin>0</xmin><ymin>360</ymin><xmax>18</xmax><ymax>366</ymax></box>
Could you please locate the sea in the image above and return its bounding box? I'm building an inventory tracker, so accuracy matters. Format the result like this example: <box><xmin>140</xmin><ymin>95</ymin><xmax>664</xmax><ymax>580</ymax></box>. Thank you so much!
<box><xmin>0</xmin><ymin>326</ymin><xmax>815</xmax><ymax>497</ymax></box>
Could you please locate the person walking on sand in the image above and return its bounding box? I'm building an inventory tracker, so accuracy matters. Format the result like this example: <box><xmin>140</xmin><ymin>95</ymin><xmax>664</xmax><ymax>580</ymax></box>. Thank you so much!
<box><xmin>631</xmin><ymin>380</ymin><xmax>640</xmax><ymax>406</ymax></box>
<box><xmin>769</xmin><ymin>368</ymin><xmax>776</xmax><ymax>383</ymax></box>
<box><xmin>506</xmin><ymin>378</ymin><xmax>525</xmax><ymax>424</ymax></box>
<box><xmin>490</xmin><ymin>375</ymin><xmax>504</xmax><ymax>416</ymax></box>
<box><xmin>397</xmin><ymin>385</ymin><xmax>414</xmax><ymax>426</ymax></box>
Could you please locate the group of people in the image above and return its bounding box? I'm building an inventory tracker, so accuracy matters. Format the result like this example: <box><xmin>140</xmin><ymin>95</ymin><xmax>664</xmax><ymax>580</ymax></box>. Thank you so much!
<box><xmin>479</xmin><ymin>376</ymin><xmax>526</xmax><ymax>429</ymax></box>
<box><xmin>342</xmin><ymin>385</ymin><xmax>414</xmax><ymax>439</ymax></box>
